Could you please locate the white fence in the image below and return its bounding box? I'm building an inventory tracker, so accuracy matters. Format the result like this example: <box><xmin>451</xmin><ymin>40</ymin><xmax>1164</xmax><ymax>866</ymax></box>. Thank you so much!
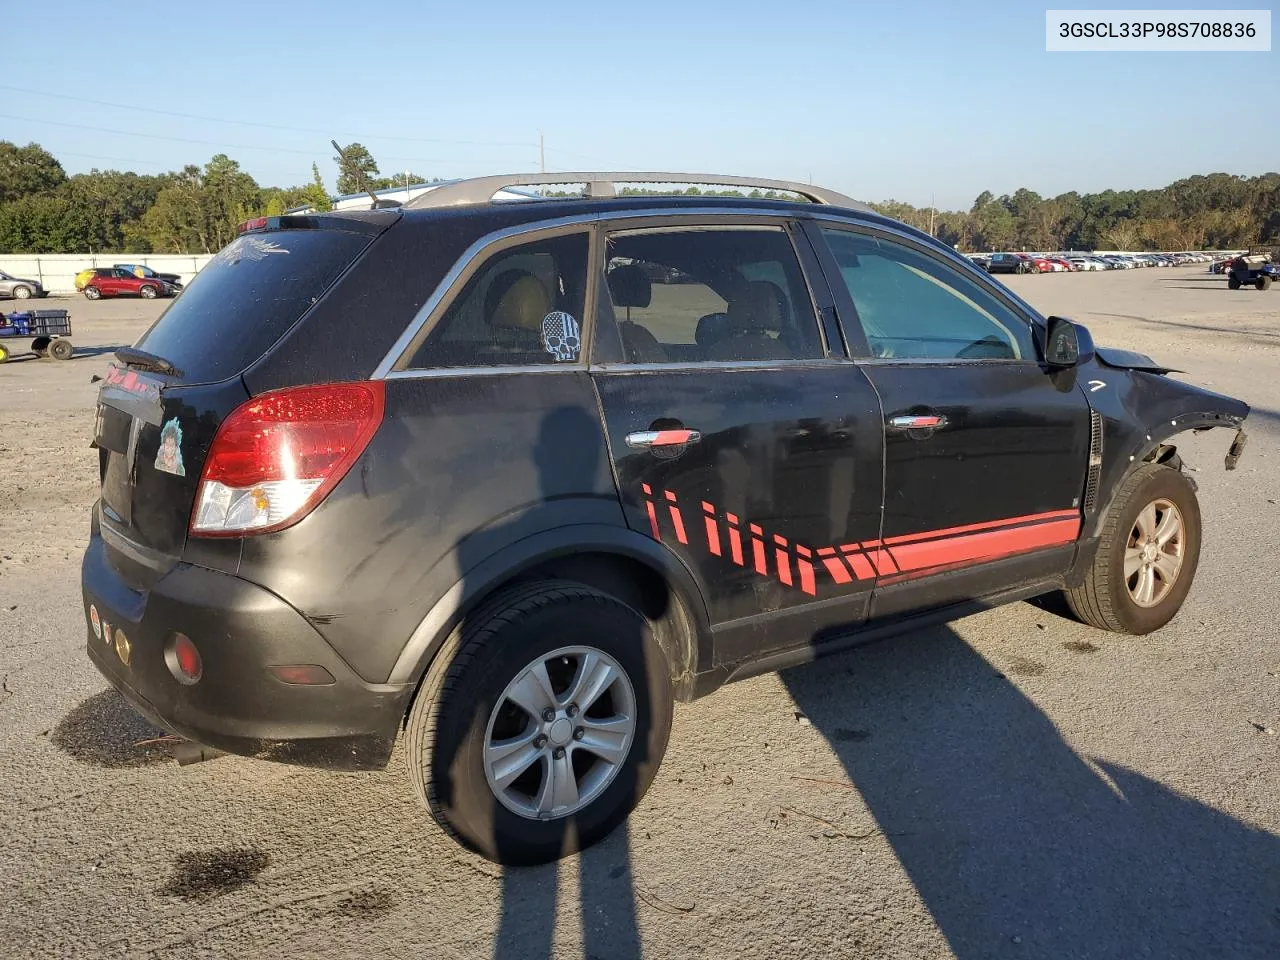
<box><xmin>0</xmin><ymin>254</ymin><xmax>213</xmax><ymax>296</ymax></box>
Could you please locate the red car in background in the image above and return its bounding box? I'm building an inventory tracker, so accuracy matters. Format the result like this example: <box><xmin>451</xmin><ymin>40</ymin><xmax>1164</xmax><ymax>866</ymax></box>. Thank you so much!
<box><xmin>81</xmin><ymin>268</ymin><xmax>176</xmax><ymax>300</ymax></box>
<box><xmin>1045</xmin><ymin>257</ymin><xmax>1075</xmax><ymax>272</ymax></box>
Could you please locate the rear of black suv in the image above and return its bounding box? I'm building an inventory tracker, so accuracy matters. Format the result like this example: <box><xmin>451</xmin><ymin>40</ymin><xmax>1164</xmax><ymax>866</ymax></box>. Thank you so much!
<box><xmin>82</xmin><ymin>210</ymin><xmax>440</xmax><ymax>769</ymax></box>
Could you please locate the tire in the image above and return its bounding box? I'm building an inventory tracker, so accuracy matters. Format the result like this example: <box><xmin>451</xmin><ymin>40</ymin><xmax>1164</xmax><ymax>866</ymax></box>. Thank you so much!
<box><xmin>1257</xmin><ymin>276</ymin><xmax>1272</xmax><ymax>291</ymax></box>
<box><xmin>84</xmin><ymin>286</ymin><xmax>101</xmax><ymax>300</ymax></box>
<box><xmin>12</xmin><ymin>285</ymin><xmax>32</xmax><ymax>300</ymax></box>
<box><xmin>139</xmin><ymin>284</ymin><xmax>158</xmax><ymax>299</ymax></box>
<box><xmin>1030</xmin><ymin>263</ymin><xmax>1041</xmax><ymax>274</ymax></box>
<box><xmin>48</xmin><ymin>339</ymin><xmax>73</xmax><ymax>361</ymax></box>
<box><xmin>1065</xmin><ymin>462</ymin><xmax>1201</xmax><ymax>634</ymax></box>
<box><xmin>404</xmin><ymin>580</ymin><xmax>673</xmax><ymax>865</ymax></box>
<box><xmin>31</xmin><ymin>337</ymin><xmax>49</xmax><ymax>357</ymax></box>
<box><xmin>0</xmin><ymin>344</ymin><xmax>8</xmax><ymax>363</ymax></box>
<box><xmin>1228</xmin><ymin>277</ymin><xmax>1241</xmax><ymax>290</ymax></box>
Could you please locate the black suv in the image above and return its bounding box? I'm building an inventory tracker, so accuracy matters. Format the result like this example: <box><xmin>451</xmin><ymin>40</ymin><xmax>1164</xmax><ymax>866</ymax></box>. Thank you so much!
<box><xmin>82</xmin><ymin>173</ymin><xmax>1249</xmax><ymax>865</ymax></box>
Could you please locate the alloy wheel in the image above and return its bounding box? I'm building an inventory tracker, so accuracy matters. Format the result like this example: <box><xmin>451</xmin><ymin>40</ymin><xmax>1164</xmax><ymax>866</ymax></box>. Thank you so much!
<box><xmin>1125</xmin><ymin>498</ymin><xmax>1185</xmax><ymax>607</ymax></box>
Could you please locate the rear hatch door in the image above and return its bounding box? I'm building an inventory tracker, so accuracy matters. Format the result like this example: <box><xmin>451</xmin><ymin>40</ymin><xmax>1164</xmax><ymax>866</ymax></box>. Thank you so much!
<box><xmin>93</xmin><ymin>215</ymin><xmax>393</xmax><ymax>586</ymax></box>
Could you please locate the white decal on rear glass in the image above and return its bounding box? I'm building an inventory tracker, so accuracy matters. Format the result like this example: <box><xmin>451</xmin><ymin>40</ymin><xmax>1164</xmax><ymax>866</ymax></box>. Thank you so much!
<box><xmin>215</xmin><ymin>235</ymin><xmax>290</xmax><ymax>267</ymax></box>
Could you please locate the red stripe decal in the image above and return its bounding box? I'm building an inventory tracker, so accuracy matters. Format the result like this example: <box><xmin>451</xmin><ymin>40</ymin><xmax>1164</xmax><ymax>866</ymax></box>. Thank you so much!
<box><xmin>844</xmin><ymin>553</ymin><xmax>876</xmax><ymax>580</ymax></box>
<box><xmin>880</xmin><ymin>509</ymin><xmax>1081</xmax><ymax>547</ymax></box>
<box><xmin>796</xmin><ymin>545</ymin><xmax>812</xmax><ymax>558</ymax></box>
<box><xmin>889</xmin><ymin>517</ymin><xmax>1081</xmax><ymax>572</ymax></box>
<box><xmin>644</xmin><ymin>500</ymin><xmax>660</xmax><ymax>540</ymax></box>
<box><xmin>668</xmin><ymin>503</ymin><xmax>688</xmax><ymax>544</ymax></box>
<box><xmin>752</xmin><ymin>533</ymin><xmax>767</xmax><ymax>575</ymax></box>
<box><xmin>776</xmin><ymin>547</ymin><xmax>793</xmax><ymax>586</ymax></box>
<box><xmin>816</xmin><ymin>547</ymin><xmax>836</xmax><ymax>557</ymax></box>
<box><xmin>703</xmin><ymin>502</ymin><xmax>722</xmax><ymax>557</ymax></box>
<box><xmin>727</xmin><ymin>518</ymin><xmax>744</xmax><ymax>566</ymax></box>
<box><xmin>798</xmin><ymin>558</ymin><xmax>816</xmax><ymax>595</ymax></box>
<box><xmin>822</xmin><ymin>557</ymin><xmax>852</xmax><ymax>584</ymax></box>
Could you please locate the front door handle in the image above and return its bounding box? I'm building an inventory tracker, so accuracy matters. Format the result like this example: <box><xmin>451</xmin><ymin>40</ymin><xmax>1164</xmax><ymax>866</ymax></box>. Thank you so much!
<box><xmin>887</xmin><ymin>414</ymin><xmax>948</xmax><ymax>431</ymax></box>
<box><xmin>626</xmin><ymin>428</ymin><xmax>702</xmax><ymax>449</ymax></box>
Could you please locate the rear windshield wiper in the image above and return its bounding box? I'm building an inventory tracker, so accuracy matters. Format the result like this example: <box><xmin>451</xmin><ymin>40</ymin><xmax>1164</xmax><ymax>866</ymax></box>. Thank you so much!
<box><xmin>114</xmin><ymin>347</ymin><xmax>182</xmax><ymax>377</ymax></box>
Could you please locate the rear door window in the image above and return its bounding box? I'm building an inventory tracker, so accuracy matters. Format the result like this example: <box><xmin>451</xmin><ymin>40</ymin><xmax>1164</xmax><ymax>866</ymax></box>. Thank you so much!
<box><xmin>133</xmin><ymin>227</ymin><xmax>375</xmax><ymax>383</ymax></box>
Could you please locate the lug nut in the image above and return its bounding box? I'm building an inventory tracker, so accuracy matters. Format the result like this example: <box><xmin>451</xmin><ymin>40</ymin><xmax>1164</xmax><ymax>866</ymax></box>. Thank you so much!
<box><xmin>542</xmin><ymin>708</ymin><xmax>556</xmax><ymax>723</ymax></box>
<box><xmin>573</xmin><ymin>727</ymin><xmax>585</xmax><ymax>741</ymax></box>
<box><xmin>534</xmin><ymin>735</ymin><xmax>548</xmax><ymax>748</ymax></box>
<box><xmin>567</xmin><ymin>704</ymin><xmax>579</xmax><ymax>718</ymax></box>
<box><xmin>553</xmin><ymin>747</ymin><xmax>566</xmax><ymax>759</ymax></box>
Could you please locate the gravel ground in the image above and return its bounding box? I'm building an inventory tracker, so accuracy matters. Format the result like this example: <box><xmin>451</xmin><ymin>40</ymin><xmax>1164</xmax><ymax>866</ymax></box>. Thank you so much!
<box><xmin>1</xmin><ymin>271</ymin><xmax>1278</xmax><ymax>960</ymax></box>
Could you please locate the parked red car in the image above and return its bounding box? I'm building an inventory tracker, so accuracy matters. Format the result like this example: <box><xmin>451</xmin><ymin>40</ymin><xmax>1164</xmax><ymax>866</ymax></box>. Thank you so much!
<box><xmin>1045</xmin><ymin>257</ymin><xmax>1075</xmax><ymax>272</ymax></box>
<box><xmin>82</xmin><ymin>268</ymin><xmax>175</xmax><ymax>300</ymax></box>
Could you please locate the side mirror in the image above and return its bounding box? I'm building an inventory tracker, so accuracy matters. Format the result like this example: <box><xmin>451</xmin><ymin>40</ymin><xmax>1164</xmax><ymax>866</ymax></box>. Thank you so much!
<box><xmin>1044</xmin><ymin>316</ymin><xmax>1080</xmax><ymax>368</ymax></box>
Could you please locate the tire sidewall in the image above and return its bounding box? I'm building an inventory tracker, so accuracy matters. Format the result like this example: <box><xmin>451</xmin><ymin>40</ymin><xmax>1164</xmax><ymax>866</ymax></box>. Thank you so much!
<box><xmin>1105</xmin><ymin>466</ymin><xmax>1202</xmax><ymax>633</ymax></box>
<box><xmin>13</xmin><ymin>286</ymin><xmax>31</xmax><ymax>299</ymax></box>
<box><xmin>85</xmin><ymin>287</ymin><xmax>101</xmax><ymax>300</ymax></box>
<box><xmin>140</xmin><ymin>285</ymin><xmax>157</xmax><ymax>299</ymax></box>
<box><xmin>426</xmin><ymin>594</ymin><xmax>672</xmax><ymax>865</ymax></box>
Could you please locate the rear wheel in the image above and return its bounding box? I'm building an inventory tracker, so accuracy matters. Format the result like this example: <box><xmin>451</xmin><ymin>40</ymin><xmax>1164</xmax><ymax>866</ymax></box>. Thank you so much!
<box><xmin>84</xmin><ymin>286</ymin><xmax>101</xmax><ymax>300</ymax></box>
<box><xmin>31</xmin><ymin>337</ymin><xmax>49</xmax><ymax>357</ymax></box>
<box><xmin>0</xmin><ymin>344</ymin><xmax>8</xmax><ymax>363</ymax></box>
<box><xmin>1227</xmin><ymin>276</ymin><xmax>1241</xmax><ymax>290</ymax></box>
<box><xmin>1065</xmin><ymin>462</ymin><xmax>1201</xmax><ymax>634</ymax></box>
<box><xmin>48</xmin><ymin>338</ymin><xmax>73</xmax><ymax>361</ymax></box>
<box><xmin>12</xmin><ymin>285</ymin><xmax>32</xmax><ymax>300</ymax></box>
<box><xmin>404</xmin><ymin>580</ymin><xmax>673</xmax><ymax>865</ymax></box>
<box><xmin>1257</xmin><ymin>276</ymin><xmax>1272</xmax><ymax>291</ymax></box>
<box><xmin>139</xmin><ymin>284</ymin><xmax>158</xmax><ymax>299</ymax></box>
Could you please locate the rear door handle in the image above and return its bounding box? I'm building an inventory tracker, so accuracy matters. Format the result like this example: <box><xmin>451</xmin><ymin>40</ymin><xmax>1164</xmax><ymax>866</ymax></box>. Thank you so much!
<box><xmin>626</xmin><ymin>428</ymin><xmax>702</xmax><ymax>449</ymax></box>
<box><xmin>887</xmin><ymin>414</ymin><xmax>947</xmax><ymax>431</ymax></box>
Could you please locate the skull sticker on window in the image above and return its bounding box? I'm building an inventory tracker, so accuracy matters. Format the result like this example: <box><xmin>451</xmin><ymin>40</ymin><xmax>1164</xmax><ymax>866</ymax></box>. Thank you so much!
<box><xmin>541</xmin><ymin>311</ymin><xmax>581</xmax><ymax>362</ymax></box>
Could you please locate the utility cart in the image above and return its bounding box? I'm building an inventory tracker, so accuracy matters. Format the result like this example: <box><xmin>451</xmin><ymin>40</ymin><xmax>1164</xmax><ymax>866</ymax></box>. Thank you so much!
<box><xmin>0</xmin><ymin>309</ymin><xmax>73</xmax><ymax>362</ymax></box>
<box><xmin>1226</xmin><ymin>254</ymin><xmax>1278</xmax><ymax>291</ymax></box>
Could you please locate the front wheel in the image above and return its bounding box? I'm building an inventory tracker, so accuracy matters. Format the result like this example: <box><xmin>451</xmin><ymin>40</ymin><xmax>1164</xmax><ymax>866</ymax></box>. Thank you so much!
<box><xmin>48</xmin><ymin>338</ymin><xmax>73</xmax><ymax>361</ymax></box>
<box><xmin>12</xmin><ymin>285</ymin><xmax>32</xmax><ymax>300</ymax></box>
<box><xmin>1257</xmin><ymin>276</ymin><xmax>1272</xmax><ymax>291</ymax></box>
<box><xmin>404</xmin><ymin>581</ymin><xmax>673</xmax><ymax>865</ymax></box>
<box><xmin>1065</xmin><ymin>462</ymin><xmax>1201</xmax><ymax>634</ymax></box>
<box><xmin>139</xmin><ymin>284</ymin><xmax>158</xmax><ymax>299</ymax></box>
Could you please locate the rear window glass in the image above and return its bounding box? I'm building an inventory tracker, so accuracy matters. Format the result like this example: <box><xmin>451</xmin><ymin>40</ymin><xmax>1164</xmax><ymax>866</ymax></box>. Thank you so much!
<box><xmin>134</xmin><ymin>229</ymin><xmax>372</xmax><ymax>383</ymax></box>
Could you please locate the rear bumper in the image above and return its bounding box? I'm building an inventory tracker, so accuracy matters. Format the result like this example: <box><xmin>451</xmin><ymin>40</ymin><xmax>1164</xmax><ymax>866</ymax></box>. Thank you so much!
<box><xmin>81</xmin><ymin>528</ymin><xmax>410</xmax><ymax>770</ymax></box>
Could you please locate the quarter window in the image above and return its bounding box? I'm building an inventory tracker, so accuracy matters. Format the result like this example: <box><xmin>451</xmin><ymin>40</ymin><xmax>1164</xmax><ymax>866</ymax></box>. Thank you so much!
<box><xmin>601</xmin><ymin>227</ymin><xmax>824</xmax><ymax>364</ymax></box>
<box><xmin>821</xmin><ymin>229</ymin><xmax>1035</xmax><ymax>361</ymax></box>
<box><xmin>406</xmin><ymin>232</ymin><xmax>589</xmax><ymax>368</ymax></box>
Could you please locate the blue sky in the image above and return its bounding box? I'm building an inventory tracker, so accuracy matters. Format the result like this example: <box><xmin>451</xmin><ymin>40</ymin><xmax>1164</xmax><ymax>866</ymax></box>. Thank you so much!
<box><xmin>3</xmin><ymin>0</ymin><xmax>1274</xmax><ymax>209</ymax></box>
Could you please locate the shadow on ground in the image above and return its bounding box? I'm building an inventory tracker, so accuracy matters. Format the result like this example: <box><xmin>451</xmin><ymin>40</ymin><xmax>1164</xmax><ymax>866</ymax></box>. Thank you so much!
<box><xmin>51</xmin><ymin>688</ymin><xmax>172</xmax><ymax>768</ymax></box>
<box><xmin>782</xmin><ymin>623</ymin><xmax>1280</xmax><ymax>959</ymax></box>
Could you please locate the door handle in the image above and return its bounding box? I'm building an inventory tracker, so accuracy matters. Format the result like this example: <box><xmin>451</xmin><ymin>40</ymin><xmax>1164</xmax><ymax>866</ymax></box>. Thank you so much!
<box><xmin>626</xmin><ymin>428</ymin><xmax>702</xmax><ymax>449</ymax></box>
<box><xmin>887</xmin><ymin>414</ymin><xmax>947</xmax><ymax>431</ymax></box>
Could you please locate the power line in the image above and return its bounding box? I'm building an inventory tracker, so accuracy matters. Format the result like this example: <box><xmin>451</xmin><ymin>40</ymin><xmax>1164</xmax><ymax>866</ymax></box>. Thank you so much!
<box><xmin>0</xmin><ymin>84</ymin><xmax>538</xmax><ymax>149</ymax></box>
<box><xmin>0</xmin><ymin>113</ymin><xmax>467</xmax><ymax>166</ymax></box>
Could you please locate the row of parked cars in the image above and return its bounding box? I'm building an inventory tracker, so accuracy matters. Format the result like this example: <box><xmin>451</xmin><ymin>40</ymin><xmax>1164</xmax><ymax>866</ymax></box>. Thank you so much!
<box><xmin>973</xmin><ymin>251</ymin><xmax>1217</xmax><ymax>274</ymax></box>
<box><xmin>75</xmin><ymin>265</ymin><xmax>183</xmax><ymax>300</ymax></box>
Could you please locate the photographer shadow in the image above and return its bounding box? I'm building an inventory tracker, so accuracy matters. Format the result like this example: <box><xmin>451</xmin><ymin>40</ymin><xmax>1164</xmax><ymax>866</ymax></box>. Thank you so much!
<box><xmin>782</xmin><ymin>622</ymin><xmax>1280</xmax><ymax>958</ymax></box>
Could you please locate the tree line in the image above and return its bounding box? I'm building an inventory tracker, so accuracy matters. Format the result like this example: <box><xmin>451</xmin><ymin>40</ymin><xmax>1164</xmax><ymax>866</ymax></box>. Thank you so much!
<box><xmin>0</xmin><ymin>141</ymin><xmax>432</xmax><ymax>255</ymax></box>
<box><xmin>0</xmin><ymin>140</ymin><xmax>1276</xmax><ymax>254</ymax></box>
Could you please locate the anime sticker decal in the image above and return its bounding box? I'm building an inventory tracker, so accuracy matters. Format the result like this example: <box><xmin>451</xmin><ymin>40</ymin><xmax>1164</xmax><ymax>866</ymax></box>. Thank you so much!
<box><xmin>155</xmin><ymin>418</ymin><xmax>186</xmax><ymax>476</ymax></box>
<box><xmin>541</xmin><ymin>311</ymin><xmax>581</xmax><ymax>362</ymax></box>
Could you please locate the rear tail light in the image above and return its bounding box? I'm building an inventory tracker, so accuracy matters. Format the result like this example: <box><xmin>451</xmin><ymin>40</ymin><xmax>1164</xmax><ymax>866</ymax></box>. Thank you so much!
<box><xmin>191</xmin><ymin>382</ymin><xmax>385</xmax><ymax>537</ymax></box>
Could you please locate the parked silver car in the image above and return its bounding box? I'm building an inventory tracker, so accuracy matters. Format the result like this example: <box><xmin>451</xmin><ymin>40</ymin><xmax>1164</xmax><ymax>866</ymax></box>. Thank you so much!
<box><xmin>0</xmin><ymin>271</ymin><xmax>47</xmax><ymax>300</ymax></box>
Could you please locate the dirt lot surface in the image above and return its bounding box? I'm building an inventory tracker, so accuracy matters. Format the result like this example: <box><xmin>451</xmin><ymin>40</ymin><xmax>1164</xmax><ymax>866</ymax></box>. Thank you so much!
<box><xmin>2</xmin><ymin>271</ymin><xmax>1278</xmax><ymax>959</ymax></box>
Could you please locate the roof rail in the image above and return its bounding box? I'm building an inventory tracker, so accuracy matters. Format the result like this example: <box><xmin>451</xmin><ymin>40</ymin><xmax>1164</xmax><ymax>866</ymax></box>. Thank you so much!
<box><xmin>404</xmin><ymin>172</ymin><xmax>866</xmax><ymax>211</ymax></box>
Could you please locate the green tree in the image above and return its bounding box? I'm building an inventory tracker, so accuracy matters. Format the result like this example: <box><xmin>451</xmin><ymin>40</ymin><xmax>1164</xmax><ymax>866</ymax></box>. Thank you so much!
<box><xmin>305</xmin><ymin>163</ymin><xmax>332</xmax><ymax>211</ymax></box>
<box><xmin>333</xmin><ymin>142</ymin><xmax>379</xmax><ymax>195</ymax></box>
<box><xmin>0</xmin><ymin>193</ymin><xmax>73</xmax><ymax>252</ymax></box>
<box><xmin>0</xmin><ymin>141</ymin><xmax>66</xmax><ymax>203</ymax></box>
